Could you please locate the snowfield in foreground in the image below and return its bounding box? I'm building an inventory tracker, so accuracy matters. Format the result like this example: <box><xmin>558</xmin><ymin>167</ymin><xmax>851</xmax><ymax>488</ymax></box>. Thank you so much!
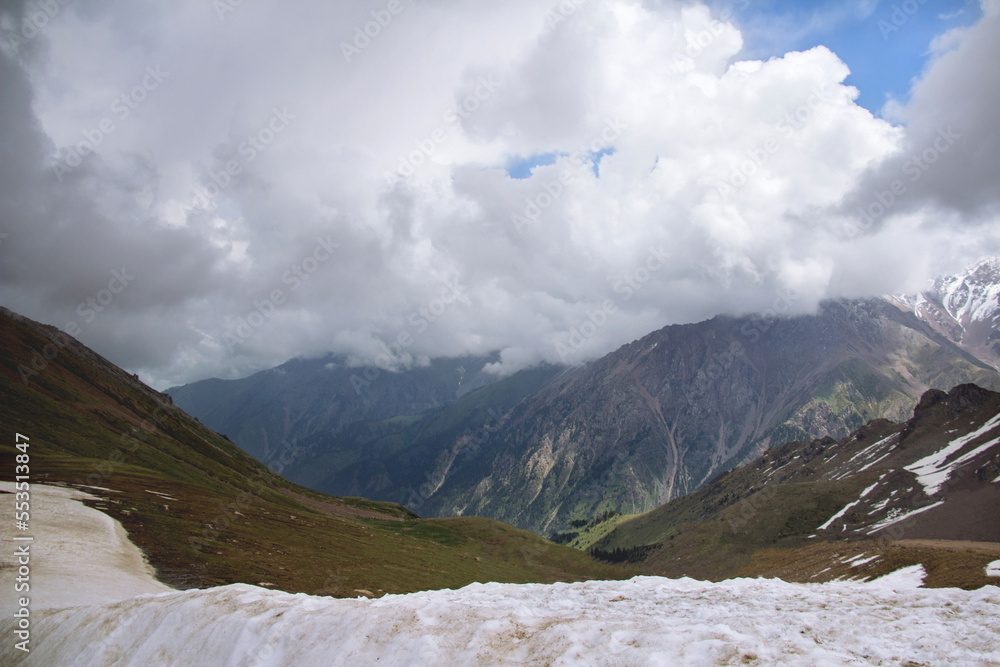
<box><xmin>4</xmin><ymin>570</ymin><xmax>1000</xmax><ymax>666</ymax></box>
<box><xmin>2</xmin><ymin>484</ymin><xmax>998</xmax><ymax>665</ymax></box>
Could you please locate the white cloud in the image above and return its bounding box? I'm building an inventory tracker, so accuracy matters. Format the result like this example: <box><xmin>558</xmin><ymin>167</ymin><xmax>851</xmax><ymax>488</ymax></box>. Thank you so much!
<box><xmin>0</xmin><ymin>0</ymin><xmax>997</xmax><ymax>387</ymax></box>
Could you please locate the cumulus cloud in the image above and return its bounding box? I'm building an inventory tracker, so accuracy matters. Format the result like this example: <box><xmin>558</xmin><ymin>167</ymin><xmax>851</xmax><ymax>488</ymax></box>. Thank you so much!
<box><xmin>0</xmin><ymin>0</ymin><xmax>997</xmax><ymax>388</ymax></box>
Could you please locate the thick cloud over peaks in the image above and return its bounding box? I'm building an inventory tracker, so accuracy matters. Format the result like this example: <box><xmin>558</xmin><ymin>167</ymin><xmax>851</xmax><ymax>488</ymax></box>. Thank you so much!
<box><xmin>0</xmin><ymin>0</ymin><xmax>997</xmax><ymax>387</ymax></box>
<box><xmin>853</xmin><ymin>0</ymin><xmax>1000</xmax><ymax>216</ymax></box>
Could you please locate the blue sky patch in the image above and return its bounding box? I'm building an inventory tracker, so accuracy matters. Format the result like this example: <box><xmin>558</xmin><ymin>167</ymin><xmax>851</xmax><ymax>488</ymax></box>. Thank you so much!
<box><xmin>714</xmin><ymin>0</ymin><xmax>982</xmax><ymax>115</ymax></box>
<box><xmin>506</xmin><ymin>152</ymin><xmax>561</xmax><ymax>179</ymax></box>
<box><xmin>589</xmin><ymin>147</ymin><xmax>616</xmax><ymax>177</ymax></box>
<box><xmin>506</xmin><ymin>148</ymin><xmax>617</xmax><ymax>179</ymax></box>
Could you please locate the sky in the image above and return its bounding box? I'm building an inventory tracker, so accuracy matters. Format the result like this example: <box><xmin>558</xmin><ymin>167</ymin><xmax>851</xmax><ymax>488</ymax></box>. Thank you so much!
<box><xmin>0</xmin><ymin>0</ymin><xmax>998</xmax><ymax>389</ymax></box>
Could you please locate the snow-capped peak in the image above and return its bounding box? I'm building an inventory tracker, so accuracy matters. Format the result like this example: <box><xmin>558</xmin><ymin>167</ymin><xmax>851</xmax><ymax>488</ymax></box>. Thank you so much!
<box><xmin>929</xmin><ymin>257</ymin><xmax>1000</xmax><ymax>324</ymax></box>
<box><xmin>886</xmin><ymin>257</ymin><xmax>1000</xmax><ymax>370</ymax></box>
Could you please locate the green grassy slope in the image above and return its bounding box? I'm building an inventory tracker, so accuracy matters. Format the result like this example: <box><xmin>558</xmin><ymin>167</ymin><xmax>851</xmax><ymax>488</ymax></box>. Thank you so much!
<box><xmin>0</xmin><ymin>307</ymin><xmax>629</xmax><ymax>596</ymax></box>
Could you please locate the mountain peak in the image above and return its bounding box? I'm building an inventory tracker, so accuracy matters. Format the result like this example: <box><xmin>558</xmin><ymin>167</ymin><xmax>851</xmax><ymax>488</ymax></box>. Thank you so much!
<box><xmin>930</xmin><ymin>256</ymin><xmax>1000</xmax><ymax>316</ymax></box>
<box><xmin>908</xmin><ymin>383</ymin><xmax>996</xmax><ymax>430</ymax></box>
<box><xmin>887</xmin><ymin>257</ymin><xmax>1000</xmax><ymax>370</ymax></box>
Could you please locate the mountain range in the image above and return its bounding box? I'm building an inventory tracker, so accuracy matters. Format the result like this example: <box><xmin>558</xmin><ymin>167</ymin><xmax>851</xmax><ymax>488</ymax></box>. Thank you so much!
<box><xmin>169</xmin><ymin>260</ymin><xmax>1000</xmax><ymax>536</ymax></box>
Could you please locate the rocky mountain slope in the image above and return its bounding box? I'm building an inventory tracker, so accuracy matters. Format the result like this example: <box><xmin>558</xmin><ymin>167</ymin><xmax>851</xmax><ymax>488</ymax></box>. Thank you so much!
<box><xmin>590</xmin><ymin>383</ymin><xmax>1000</xmax><ymax>588</ymax></box>
<box><xmin>0</xmin><ymin>306</ymin><xmax>626</xmax><ymax>596</ymax></box>
<box><xmin>280</xmin><ymin>363</ymin><xmax>565</xmax><ymax>505</ymax></box>
<box><xmin>418</xmin><ymin>298</ymin><xmax>1000</xmax><ymax>534</ymax></box>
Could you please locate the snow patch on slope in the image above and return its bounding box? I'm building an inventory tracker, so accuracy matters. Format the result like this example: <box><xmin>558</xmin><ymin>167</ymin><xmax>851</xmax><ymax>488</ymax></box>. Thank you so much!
<box><xmin>870</xmin><ymin>564</ymin><xmax>926</xmax><ymax>589</ymax></box>
<box><xmin>0</xmin><ymin>483</ymin><xmax>172</xmax><ymax>617</ymax></box>
<box><xmin>905</xmin><ymin>413</ymin><xmax>1000</xmax><ymax>496</ymax></box>
<box><xmin>842</xmin><ymin>554</ymin><xmax>880</xmax><ymax>568</ymax></box>
<box><xmin>865</xmin><ymin>501</ymin><xmax>945</xmax><ymax>535</ymax></box>
<box><xmin>818</xmin><ymin>476</ymin><xmax>883</xmax><ymax>531</ymax></box>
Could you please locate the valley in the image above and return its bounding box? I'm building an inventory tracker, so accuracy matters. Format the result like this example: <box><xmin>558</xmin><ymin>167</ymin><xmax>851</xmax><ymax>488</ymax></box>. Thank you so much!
<box><xmin>171</xmin><ymin>294</ymin><xmax>1000</xmax><ymax>536</ymax></box>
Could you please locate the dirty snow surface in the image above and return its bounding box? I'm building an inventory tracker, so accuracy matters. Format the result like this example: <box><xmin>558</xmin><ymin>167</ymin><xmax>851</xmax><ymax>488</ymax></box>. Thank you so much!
<box><xmin>5</xmin><ymin>571</ymin><xmax>1000</xmax><ymax>666</ymax></box>
<box><xmin>2</xmin><ymin>485</ymin><xmax>999</xmax><ymax>665</ymax></box>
